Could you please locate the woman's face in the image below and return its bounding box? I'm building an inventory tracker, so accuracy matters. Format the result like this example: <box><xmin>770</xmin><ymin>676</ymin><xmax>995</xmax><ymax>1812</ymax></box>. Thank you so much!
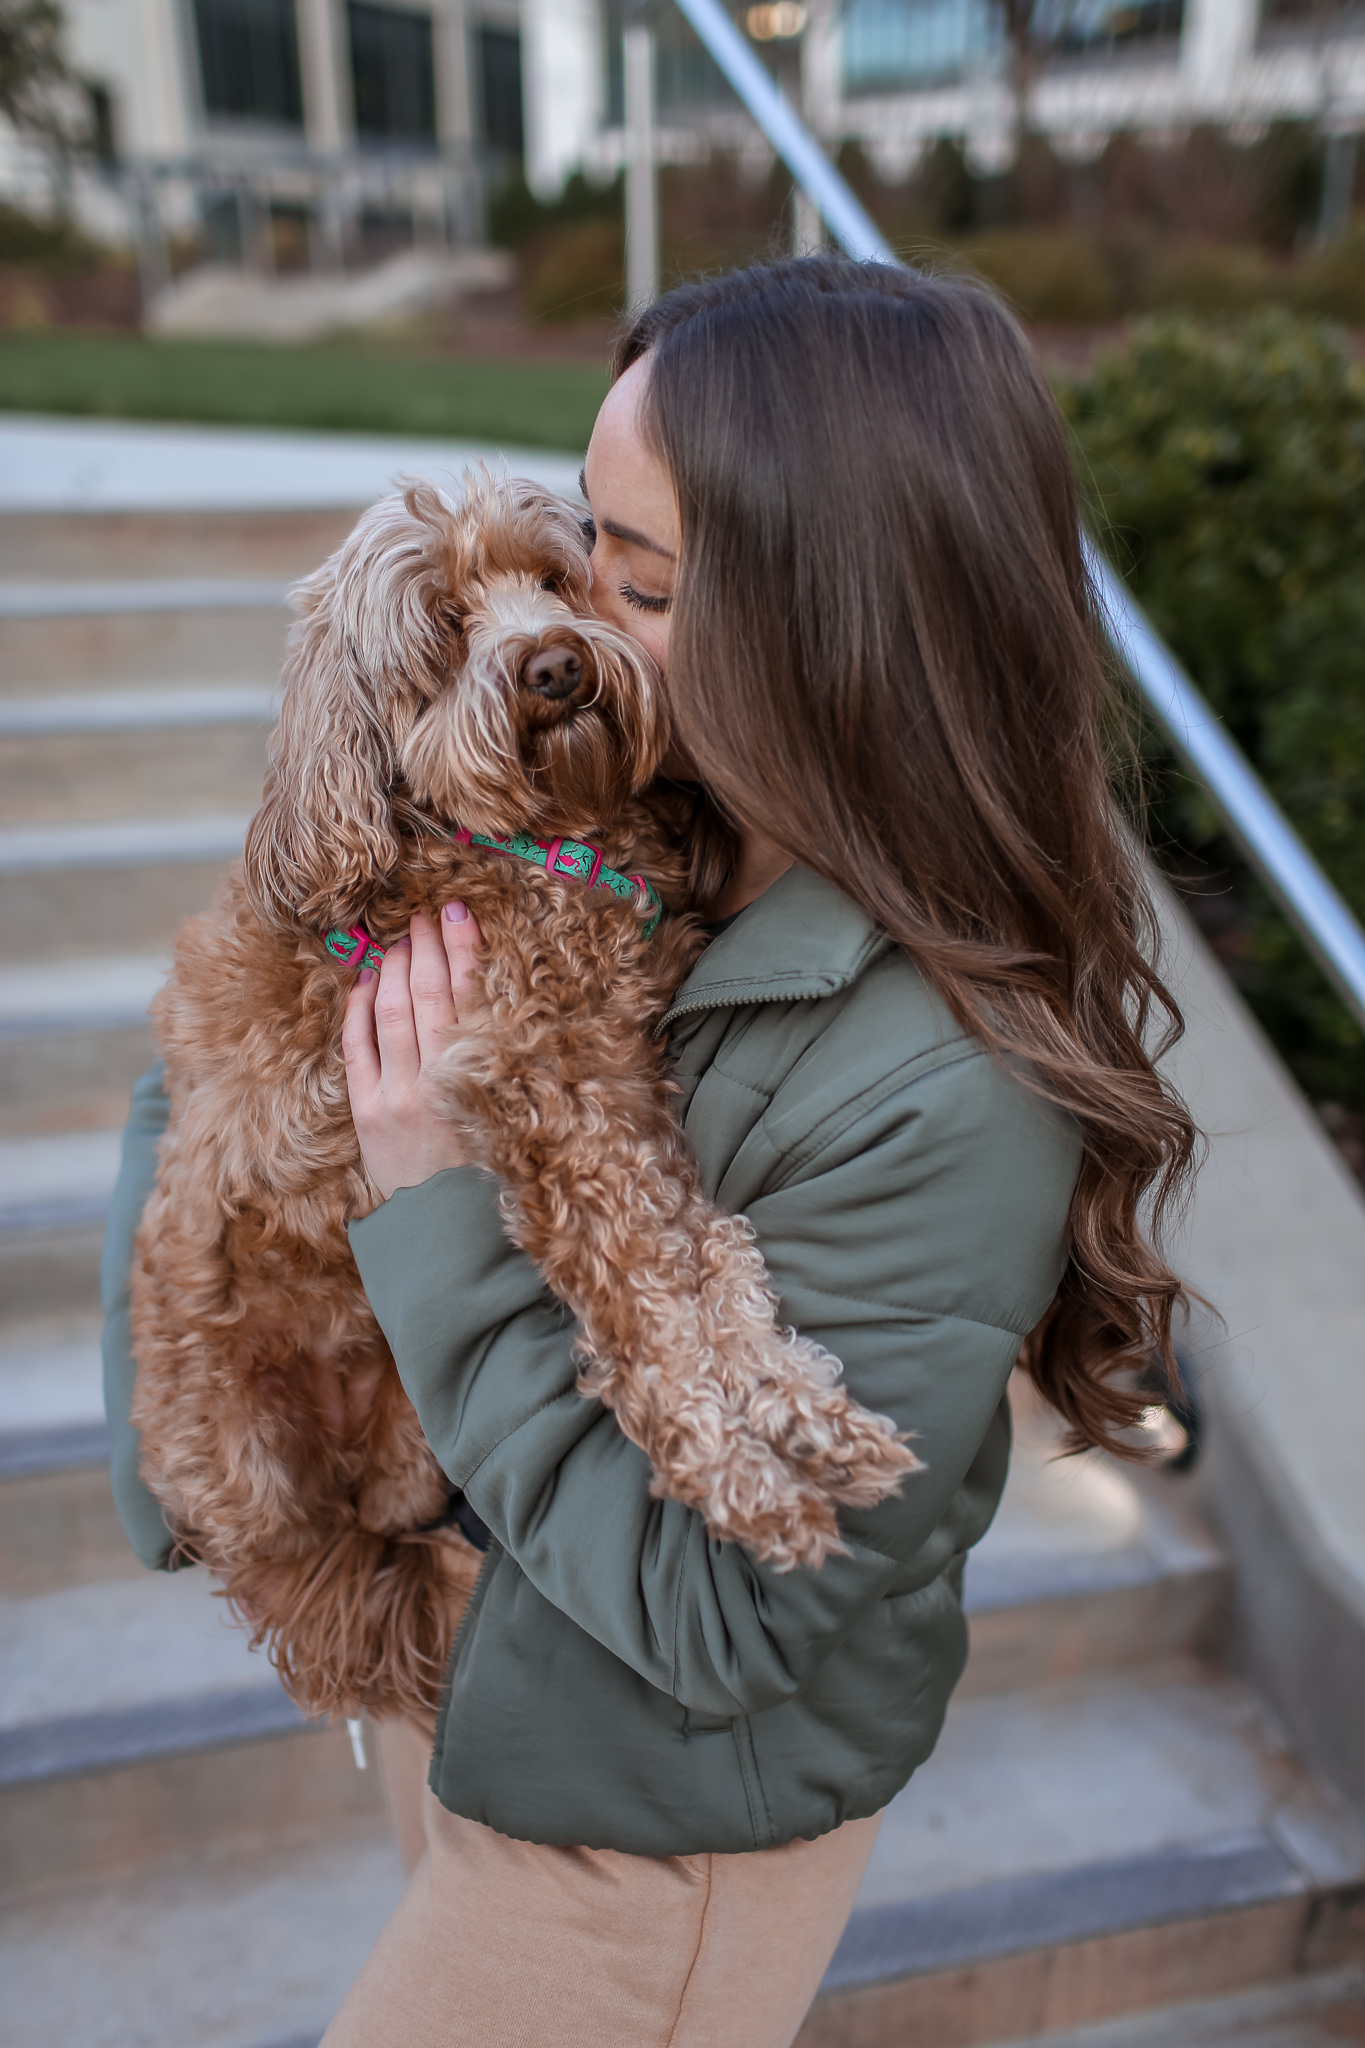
<box><xmin>580</xmin><ymin>355</ymin><xmax>678</xmax><ymax>677</ymax></box>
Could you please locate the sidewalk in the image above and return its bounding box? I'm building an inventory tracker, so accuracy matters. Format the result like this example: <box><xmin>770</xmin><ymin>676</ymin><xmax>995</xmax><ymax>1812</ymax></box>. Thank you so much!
<box><xmin>0</xmin><ymin>414</ymin><xmax>584</xmax><ymax>517</ymax></box>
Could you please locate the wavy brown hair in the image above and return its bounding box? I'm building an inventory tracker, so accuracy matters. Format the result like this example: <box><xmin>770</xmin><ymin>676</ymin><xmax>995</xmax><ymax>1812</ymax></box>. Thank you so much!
<box><xmin>616</xmin><ymin>256</ymin><xmax>1200</xmax><ymax>1458</ymax></box>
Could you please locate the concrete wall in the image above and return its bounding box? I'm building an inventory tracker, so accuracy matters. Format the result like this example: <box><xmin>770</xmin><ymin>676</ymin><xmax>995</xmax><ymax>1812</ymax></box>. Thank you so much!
<box><xmin>1159</xmin><ymin>893</ymin><xmax>1365</xmax><ymax>1812</ymax></box>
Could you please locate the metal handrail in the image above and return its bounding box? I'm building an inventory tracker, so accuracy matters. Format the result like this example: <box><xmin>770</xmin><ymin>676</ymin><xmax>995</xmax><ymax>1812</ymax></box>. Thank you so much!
<box><xmin>663</xmin><ymin>0</ymin><xmax>1365</xmax><ymax>1033</ymax></box>
<box><xmin>671</xmin><ymin>0</ymin><xmax>894</xmax><ymax>265</ymax></box>
<box><xmin>1088</xmin><ymin>548</ymin><xmax>1365</xmax><ymax>1029</ymax></box>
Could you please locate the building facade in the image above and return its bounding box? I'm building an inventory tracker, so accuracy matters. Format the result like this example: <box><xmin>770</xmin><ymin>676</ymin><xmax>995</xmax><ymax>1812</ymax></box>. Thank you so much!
<box><xmin>2</xmin><ymin>0</ymin><xmax>1360</xmax><ymax>253</ymax></box>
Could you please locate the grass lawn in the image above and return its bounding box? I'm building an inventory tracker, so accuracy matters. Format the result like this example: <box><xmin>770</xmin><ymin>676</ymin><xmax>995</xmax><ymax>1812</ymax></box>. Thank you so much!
<box><xmin>0</xmin><ymin>331</ymin><xmax>609</xmax><ymax>450</ymax></box>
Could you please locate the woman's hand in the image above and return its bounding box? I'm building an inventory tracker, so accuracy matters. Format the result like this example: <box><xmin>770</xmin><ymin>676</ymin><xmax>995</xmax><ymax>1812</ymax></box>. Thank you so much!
<box><xmin>342</xmin><ymin>903</ymin><xmax>483</xmax><ymax>1202</ymax></box>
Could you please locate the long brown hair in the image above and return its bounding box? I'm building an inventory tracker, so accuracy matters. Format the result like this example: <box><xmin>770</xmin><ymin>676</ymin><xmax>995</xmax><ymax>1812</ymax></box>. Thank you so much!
<box><xmin>615</xmin><ymin>256</ymin><xmax>1200</xmax><ymax>1458</ymax></box>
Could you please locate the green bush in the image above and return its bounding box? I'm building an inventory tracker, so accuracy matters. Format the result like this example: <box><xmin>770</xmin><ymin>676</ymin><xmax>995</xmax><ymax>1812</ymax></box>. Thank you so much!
<box><xmin>952</xmin><ymin>229</ymin><xmax>1124</xmax><ymax>323</ymax></box>
<box><xmin>1062</xmin><ymin>312</ymin><xmax>1365</xmax><ymax>1108</ymax></box>
<box><xmin>924</xmin><ymin>222</ymin><xmax>1365</xmax><ymax>325</ymax></box>
<box><xmin>0</xmin><ymin>200</ymin><xmax>107</xmax><ymax>271</ymax></box>
<box><xmin>521</xmin><ymin>217</ymin><xmax>623</xmax><ymax>325</ymax></box>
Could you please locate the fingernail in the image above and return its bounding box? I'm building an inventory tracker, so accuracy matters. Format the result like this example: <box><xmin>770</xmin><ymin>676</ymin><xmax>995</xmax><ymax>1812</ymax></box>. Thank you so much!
<box><xmin>393</xmin><ymin>937</ymin><xmax>411</xmax><ymax>949</ymax></box>
<box><xmin>443</xmin><ymin>900</ymin><xmax>469</xmax><ymax>924</ymax></box>
<box><xmin>358</xmin><ymin>968</ymin><xmax>375</xmax><ymax>984</ymax></box>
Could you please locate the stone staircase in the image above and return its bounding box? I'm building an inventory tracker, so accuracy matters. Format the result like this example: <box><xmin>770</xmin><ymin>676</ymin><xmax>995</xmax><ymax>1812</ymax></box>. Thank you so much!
<box><xmin>2</xmin><ymin>494</ymin><xmax>1362</xmax><ymax>2048</ymax></box>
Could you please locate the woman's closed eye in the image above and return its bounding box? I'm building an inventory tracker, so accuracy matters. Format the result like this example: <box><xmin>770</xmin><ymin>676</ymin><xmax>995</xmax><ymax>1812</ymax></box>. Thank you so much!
<box><xmin>620</xmin><ymin>580</ymin><xmax>670</xmax><ymax>615</ymax></box>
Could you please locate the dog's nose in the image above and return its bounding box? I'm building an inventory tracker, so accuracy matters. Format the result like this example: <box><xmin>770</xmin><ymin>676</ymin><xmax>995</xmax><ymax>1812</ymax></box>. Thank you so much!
<box><xmin>522</xmin><ymin>645</ymin><xmax>584</xmax><ymax>700</ymax></box>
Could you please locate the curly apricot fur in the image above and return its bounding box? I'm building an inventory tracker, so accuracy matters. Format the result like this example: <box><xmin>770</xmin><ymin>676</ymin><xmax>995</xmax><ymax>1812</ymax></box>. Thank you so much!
<box><xmin>130</xmin><ymin>474</ymin><xmax>914</xmax><ymax>1723</ymax></box>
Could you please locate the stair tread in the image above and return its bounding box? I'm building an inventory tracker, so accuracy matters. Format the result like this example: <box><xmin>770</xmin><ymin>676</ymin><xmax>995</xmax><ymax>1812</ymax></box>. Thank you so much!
<box><xmin>0</xmin><ymin>811</ymin><xmax>251</xmax><ymax>875</ymax></box>
<box><xmin>988</xmin><ymin>1971</ymin><xmax>1365</xmax><ymax>2048</ymax></box>
<box><xmin>0</xmin><ymin>413</ymin><xmax>584</xmax><ymax>516</ymax></box>
<box><xmin>0</xmin><ymin>578</ymin><xmax>291</xmax><ymax>619</ymax></box>
<box><xmin>0</xmin><ymin>1828</ymin><xmax>404</xmax><ymax>2048</ymax></box>
<box><xmin>0</xmin><ymin>1126</ymin><xmax>124</xmax><ymax>1232</ymax></box>
<box><xmin>0</xmin><ymin>953</ymin><xmax>170</xmax><ymax>1033</ymax></box>
<box><xmin>0</xmin><ymin>1320</ymin><xmax>104</xmax><ymax>1433</ymax></box>
<box><xmin>0</xmin><ymin>684</ymin><xmax>276</xmax><ymax>735</ymax></box>
<box><xmin>0</xmin><ymin>1570</ymin><xmax>282</xmax><ymax>1734</ymax></box>
<box><xmin>853</xmin><ymin>1667</ymin><xmax>1365</xmax><ymax>1923</ymax></box>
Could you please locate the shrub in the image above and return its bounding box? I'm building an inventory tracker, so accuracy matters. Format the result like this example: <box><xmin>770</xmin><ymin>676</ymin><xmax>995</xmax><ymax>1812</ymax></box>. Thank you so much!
<box><xmin>0</xmin><ymin>200</ymin><xmax>105</xmax><ymax>271</ymax></box>
<box><xmin>1293</xmin><ymin>222</ymin><xmax>1365</xmax><ymax>326</ymax></box>
<box><xmin>521</xmin><ymin>218</ymin><xmax>623</xmax><ymax>325</ymax></box>
<box><xmin>954</xmin><ymin>229</ymin><xmax>1123</xmax><ymax>323</ymax></box>
<box><xmin>1062</xmin><ymin>312</ymin><xmax>1365</xmax><ymax>1109</ymax></box>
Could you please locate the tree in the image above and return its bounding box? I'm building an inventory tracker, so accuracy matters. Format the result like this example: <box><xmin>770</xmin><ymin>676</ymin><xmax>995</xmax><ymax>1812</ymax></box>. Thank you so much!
<box><xmin>0</xmin><ymin>0</ymin><xmax>76</xmax><ymax>149</ymax></box>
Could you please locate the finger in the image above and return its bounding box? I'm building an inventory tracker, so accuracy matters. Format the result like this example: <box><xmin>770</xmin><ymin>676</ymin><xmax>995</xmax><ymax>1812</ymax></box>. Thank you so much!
<box><xmin>341</xmin><ymin>968</ymin><xmax>382</xmax><ymax>1098</ymax></box>
<box><xmin>372</xmin><ymin>937</ymin><xmax>420</xmax><ymax>1085</ymax></box>
<box><xmin>408</xmin><ymin>910</ymin><xmax>460</xmax><ymax>1066</ymax></box>
<box><xmin>439</xmin><ymin>901</ymin><xmax>485</xmax><ymax>1013</ymax></box>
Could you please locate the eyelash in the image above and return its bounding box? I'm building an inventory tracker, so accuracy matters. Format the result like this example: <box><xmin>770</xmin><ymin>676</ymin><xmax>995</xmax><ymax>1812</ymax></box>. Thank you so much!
<box><xmin>620</xmin><ymin>580</ymin><xmax>670</xmax><ymax>615</ymax></box>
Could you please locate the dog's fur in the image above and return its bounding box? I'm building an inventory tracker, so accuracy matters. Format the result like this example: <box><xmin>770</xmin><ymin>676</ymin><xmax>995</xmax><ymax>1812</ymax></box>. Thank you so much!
<box><xmin>129</xmin><ymin>474</ymin><xmax>916</xmax><ymax>1725</ymax></box>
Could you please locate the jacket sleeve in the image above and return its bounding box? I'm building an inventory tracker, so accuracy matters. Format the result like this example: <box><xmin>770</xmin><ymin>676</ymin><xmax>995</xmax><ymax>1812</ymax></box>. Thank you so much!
<box><xmin>101</xmin><ymin>1063</ymin><xmax>177</xmax><ymax>1571</ymax></box>
<box><xmin>349</xmin><ymin>1044</ymin><xmax>1078</xmax><ymax>1718</ymax></box>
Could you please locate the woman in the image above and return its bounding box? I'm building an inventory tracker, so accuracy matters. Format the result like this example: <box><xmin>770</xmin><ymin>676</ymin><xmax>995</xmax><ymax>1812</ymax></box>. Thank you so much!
<box><xmin>102</xmin><ymin>257</ymin><xmax>1197</xmax><ymax>2046</ymax></box>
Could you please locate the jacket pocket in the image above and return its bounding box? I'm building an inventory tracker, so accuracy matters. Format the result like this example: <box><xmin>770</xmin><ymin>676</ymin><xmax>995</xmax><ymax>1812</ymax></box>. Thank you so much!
<box><xmin>682</xmin><ymin>1706</ymin><xmax>734</xmax><ymax>1735</ymax></box>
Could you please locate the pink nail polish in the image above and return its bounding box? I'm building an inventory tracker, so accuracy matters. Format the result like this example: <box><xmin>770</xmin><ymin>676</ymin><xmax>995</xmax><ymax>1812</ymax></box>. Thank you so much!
<box><xmin>393</xmin><ymin>937</ymin><xmax>411</xmax><ymax>949</ymax></box>
<box><xmin>444</xmin><ymin>901</ymin><xmax>469</xmax><ymax>924</ymax></box>
<box><xmin>357</xmin><ymin>968</ymin><xmax>375</xmax><ymax>985</ymax></box>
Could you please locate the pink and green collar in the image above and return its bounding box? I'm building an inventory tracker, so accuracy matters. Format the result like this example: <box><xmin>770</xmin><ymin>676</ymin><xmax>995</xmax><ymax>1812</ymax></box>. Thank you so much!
<box><xmin>324</xmin><ymin>828</ymin><xmax>663</xmax><ymax>973</ymax></box>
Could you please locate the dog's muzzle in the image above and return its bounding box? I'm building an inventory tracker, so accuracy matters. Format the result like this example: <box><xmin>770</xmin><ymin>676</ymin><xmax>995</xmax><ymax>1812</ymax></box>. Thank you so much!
<box><xmin>521</xmin><ymin>643</ymin><xmax>586</xmax><ymax>702</ymax></box>
<box><xmin>517</xmin><ymin>635</ymin><xmax>599</xmax><ymax>714</ymax></box>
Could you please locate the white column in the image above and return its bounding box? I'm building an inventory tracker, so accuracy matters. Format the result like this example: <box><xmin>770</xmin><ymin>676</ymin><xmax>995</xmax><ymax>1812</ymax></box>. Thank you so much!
<box><xmin>521</xmin><ymin>0</ymin><xmax>602</xmax><ymax>198</ymax></box>
<box><xmin>135</xmin><ymin>0</ymin><xmax>195</xmax><ymax>154</ymax></box>
<box><xmin>624</xmin><ymin>15</ymin><xmax>658</xmax><ymax>308</ymax></box>
<box><xmin>433</xmin><ymin>0</ymin><xmax>477</xmax><ymax>241</ymax></box>
<box><xmin>1181</xmin><ymin>0</ymin><xmax>1260</xmax><ymax>107</ymax></box>
<box><xmin>297</xmin><ymin>0</ymin><xmax>354</xmax><ymax>153</ymax></box>
<box><xmin>433</xmin><ymin>0</ymin><xmax>475</xmax><ymax>157</ymax></box>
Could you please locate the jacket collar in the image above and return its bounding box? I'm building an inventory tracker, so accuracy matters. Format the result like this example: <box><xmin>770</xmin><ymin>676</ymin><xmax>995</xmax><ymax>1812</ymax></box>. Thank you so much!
<box><xmin>660</xmin><ymin>865</ymin><xmax>888</xmax><ymax>1032</ymax></box>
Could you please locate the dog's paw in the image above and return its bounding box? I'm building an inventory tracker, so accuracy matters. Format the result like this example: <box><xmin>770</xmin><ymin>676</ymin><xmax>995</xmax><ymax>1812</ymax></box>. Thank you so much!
<box><xmin>741</xmin><ymin>1338</ymin><xmax>921</xmax><ymax>1508</ymax></box>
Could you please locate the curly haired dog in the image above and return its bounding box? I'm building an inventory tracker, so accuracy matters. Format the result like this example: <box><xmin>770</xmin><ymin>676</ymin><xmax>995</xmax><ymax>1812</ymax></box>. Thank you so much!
<box><xmin>129</xmin><ymin>473</ymin><xmax>916</xmax><ymax>1725</ymax></box>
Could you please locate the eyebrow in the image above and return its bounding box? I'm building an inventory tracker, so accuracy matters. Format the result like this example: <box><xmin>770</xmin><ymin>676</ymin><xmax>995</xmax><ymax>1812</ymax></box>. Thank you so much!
<box><xmin>578</xmin><ymin>467</ymin><xmax>675</xmax><ymax>561</ymax></box>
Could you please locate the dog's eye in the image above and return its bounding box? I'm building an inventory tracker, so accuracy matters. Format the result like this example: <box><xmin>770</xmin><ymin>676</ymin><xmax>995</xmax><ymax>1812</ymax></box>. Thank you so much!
<box><xmin>540</xmin><ymin>574</ymin><xmax>563</xmax><ymax>594</ymax></box>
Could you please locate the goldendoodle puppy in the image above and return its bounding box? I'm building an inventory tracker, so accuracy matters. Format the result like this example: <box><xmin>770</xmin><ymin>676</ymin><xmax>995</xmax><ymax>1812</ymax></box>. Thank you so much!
<box><xmin>129</xmin><ymin>473</ymin><xmax>915</xmax><ymax>1724</ymax></box>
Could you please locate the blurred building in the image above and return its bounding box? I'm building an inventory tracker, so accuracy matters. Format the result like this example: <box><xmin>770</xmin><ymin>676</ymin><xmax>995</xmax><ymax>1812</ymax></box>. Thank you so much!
<box><xmin>0</xmin><ymin>0</ymin><xmax>1360</xmax><ymax>254</ymax></box>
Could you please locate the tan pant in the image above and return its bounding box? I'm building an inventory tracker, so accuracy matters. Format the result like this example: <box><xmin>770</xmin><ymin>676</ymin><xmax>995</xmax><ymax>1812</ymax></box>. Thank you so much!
<box><xmin>322</xmin><ymin>1718</ymin><xmax>880</xmax><ymax>2048</ymax></box>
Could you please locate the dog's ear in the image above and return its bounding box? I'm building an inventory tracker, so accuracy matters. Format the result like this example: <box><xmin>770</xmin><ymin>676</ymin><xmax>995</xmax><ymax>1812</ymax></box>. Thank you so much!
<box><xmin>243</xmin><ymin>489</ymin><xmax>455</xmax><ymax>931</ymax></box>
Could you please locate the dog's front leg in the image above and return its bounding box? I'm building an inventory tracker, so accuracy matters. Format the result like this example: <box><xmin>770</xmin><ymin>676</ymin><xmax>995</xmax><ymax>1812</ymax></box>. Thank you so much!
<box><xmin>433</xmin><ymin>989</ymin><xmax>917</xmax><ymax>1569</ymax></box>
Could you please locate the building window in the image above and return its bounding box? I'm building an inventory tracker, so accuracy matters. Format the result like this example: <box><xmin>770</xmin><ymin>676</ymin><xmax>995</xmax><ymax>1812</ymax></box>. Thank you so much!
<box><xmin>476</xmin><ymin>24</ymin><xmax>523</xmax><ymax>162</ymax></box>
<box><xmin>841</xmin><ymin>0</ymin><xmax>1182</xmax><ymax>92</ymax></box>
<box><xmin>1032</xmin><ymin>0</ymin><xmax>1184</xmax><ymax>55</ymax></box>
<box><xmin>348</xmin><ymin>2</ymin><xmax>437</xmax><ymax>142</ymax></box>
<box><xmin>192</xmin><ymin>0</ymin><xmax>304</xmax><ymax>126</ymax></box>
<box><xmin>841</xmin><ymin>0</ymin><xmax>994</xmax><ymax>92</ymax></box>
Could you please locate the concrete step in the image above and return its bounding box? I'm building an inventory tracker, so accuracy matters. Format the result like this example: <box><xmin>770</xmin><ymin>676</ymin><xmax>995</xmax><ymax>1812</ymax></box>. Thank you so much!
<box><xmin>1</xmin><ymin>1827</ymin><xmax>404</xmax><ymax>2048</ymax></box>
<box><xmin>0</xmin><ymin>508</ymin><xmax>359</xmax><ymax>581</ymax></box>
<box><xmin>798</xmin><ymin>1664</ymin><xmax>1365</xmax><ymax>2047</ymax></box>
<box><xmin>984</xmin><ymin>1971</ymin><xmax>1365</xmax><ymax>2046</ymax></box>
<box><xmin>0</xmin><ymin>577</ymin><xmax>293</xmax><ymax>619</ymax></box>
<box><xmin>1</xmin><ymin>720</ymin><xmax>268</xmax><ymax>829</ymax></box>
<box><xmin>0</xmin><ymin>606</ymin><xmax>290</xmax><ymax>693</ymax></box>
<box><xmin>0</xmin><ymin>1131</ymin><xmax>123</xmax><ymax>1320</ymax></box>
<box><xmin>0</xmin><ymin>1127</ymin><xmax>124</xmax><ymax>1234</ymax></box>
<box><xmin>0</xmin><ymin>812</ymin><xmax>244</xmax><ymax>963</ymax></box>
<box><xmin>0</xmin><ymin>951</ymin><xmax>166</xmax><ymax>1140</ymax></box>
<box><xmin>0</xmin><ymin>682</ymin><xmax>276</xmax><ymax>733</ymax></box>
<box><xmin>0</xmin><ymin>1566</ymin><xmax>385</xmax><ymax>1901</ymax></box>
<box><xmin>4</xmin><ymin>1656</ymin><xmax>1361</xmax><ymax>2045</ymax></box>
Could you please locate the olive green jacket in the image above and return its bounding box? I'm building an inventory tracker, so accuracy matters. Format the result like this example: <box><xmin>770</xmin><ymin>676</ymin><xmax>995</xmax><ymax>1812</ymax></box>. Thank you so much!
<box><xmin>102</xmin><ymin>866</ymin><xmax>1081</xmax><ymax>1855</ymax></box>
